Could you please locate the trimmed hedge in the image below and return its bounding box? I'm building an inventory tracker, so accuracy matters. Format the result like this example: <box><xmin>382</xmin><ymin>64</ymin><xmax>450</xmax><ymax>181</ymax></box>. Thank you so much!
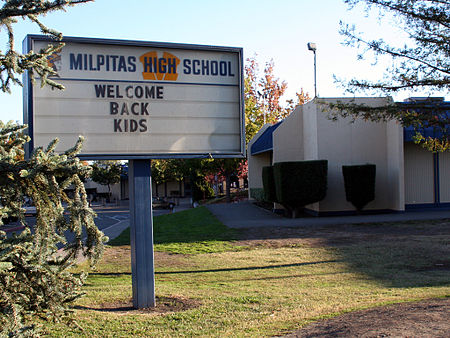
<box><xmin>342</xmin><ymin>164</ymin><xmax>376</xmax><ymax>211</ymax></box>
<box><xmin>262</xmin><ymin>166</ymin><xmax>277</xmax><ymax>202</ymax></box>
<box><xmin>273</xmin><ymin>160</ymin><xmax>328</xmax><ymax>216</ymax></box>
<box><xmin>249</xmin><ymin>188</ymin><xmax>265</xmax><ymax>201</ymax></box>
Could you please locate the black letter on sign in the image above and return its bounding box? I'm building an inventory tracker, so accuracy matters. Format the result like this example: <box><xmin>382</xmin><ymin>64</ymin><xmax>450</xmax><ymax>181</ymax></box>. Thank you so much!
<box><xmin>130</xmin><ymin>119</ymin><xmax>138</xmax><ymax>132</ymax></box>
<box><xmin>139</xmin><ymin>119</ymin><xmax>148</xmax><ymax>132</ymax></box>
<box><xmin>114</xmin><ymin>119</ymin><xmax>122</xmax><ymax>132</ymax></box>
<box><xmin>141</xmin><ymin>103</ymin><xmax>149</xmax><ymax>115</ymax></box>
<box><xmin>110</xmin><ymin>102</ymin><xmax>119</xmax><ymax>115</ymax></box>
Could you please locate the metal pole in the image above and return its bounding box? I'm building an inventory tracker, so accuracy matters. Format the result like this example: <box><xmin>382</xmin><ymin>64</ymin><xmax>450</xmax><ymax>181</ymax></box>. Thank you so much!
<box><xmin>313</xmin><ymin>50</ymin><xmax>317</xmax><ymax>98</ymax></box>
<box><xmin>129</xmin><ymin>159</ymin><xmax>155</xmax><ymax>308</ymax></box>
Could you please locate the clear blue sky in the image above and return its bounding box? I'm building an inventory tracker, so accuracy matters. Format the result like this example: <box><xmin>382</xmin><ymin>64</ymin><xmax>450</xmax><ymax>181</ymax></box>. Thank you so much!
<box><xmin>1</xmin><ymin>0</ymin><xmax>446</xmax><ymax>123</ymax></box>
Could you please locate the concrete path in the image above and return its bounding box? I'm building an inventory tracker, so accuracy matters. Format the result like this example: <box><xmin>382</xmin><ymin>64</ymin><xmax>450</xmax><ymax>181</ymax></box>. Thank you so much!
<box><xmin>1</xmin><ymin>198</ymin><xmax>194</xmax><ymax>242</ymax></box>
<box><xmin>206</xmin><ymin>201</ymin><xmax>450</xmax><ymax>228</ymax></box>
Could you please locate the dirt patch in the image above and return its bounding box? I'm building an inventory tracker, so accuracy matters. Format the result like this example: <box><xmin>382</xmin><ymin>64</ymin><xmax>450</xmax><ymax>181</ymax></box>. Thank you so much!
<box><xmin>235</xmin><ymin>219</ymin><xmax>450</xmax><ymax>249</ymax></box>
<box><xmin>283</xmin><ymin>298</ymin><xmax>450</xmax><ymax>338</ymax></box>
<box><xmin>99</xmin><ymin>246</ymin><xmax>196</xmax><ymax>269</ymax></box>
<box><xmin>76</xmin><ymin>296</ymin><xmax>201</xmax><ymax>315</ymax></box>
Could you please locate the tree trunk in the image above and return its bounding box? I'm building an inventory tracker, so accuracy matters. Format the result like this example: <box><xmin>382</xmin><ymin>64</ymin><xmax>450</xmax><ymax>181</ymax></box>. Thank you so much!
<box><xmin>225</xmin><ymin>173</ymin><xmax>231</xmax><ymax>203</ymax></box>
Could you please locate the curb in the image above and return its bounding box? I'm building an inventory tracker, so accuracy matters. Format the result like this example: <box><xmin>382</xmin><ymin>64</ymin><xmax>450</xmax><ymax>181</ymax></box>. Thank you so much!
<box><xmin>1</xmin><ymin>225</ymin><xmax>26</xmax><ymax>233</ymax></box>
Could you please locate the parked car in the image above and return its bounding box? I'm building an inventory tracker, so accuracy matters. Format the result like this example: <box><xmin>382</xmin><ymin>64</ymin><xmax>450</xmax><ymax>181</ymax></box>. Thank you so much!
<box><xmin>152</xmin><ymin>197</ymin><xmax>175</xmax><ymax>210</ymax></box>
<box><xmin>23</xmin><ymin>198</ymin><xmax>37</xmax><ymax>216</ymax></box>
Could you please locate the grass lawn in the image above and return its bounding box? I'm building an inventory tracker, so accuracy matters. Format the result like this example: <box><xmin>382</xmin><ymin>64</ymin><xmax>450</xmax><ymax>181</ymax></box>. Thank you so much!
<box><xmin>45</xmin><ymin>207</ymin><xmax>450</xmax><ymax>337</ymax></box>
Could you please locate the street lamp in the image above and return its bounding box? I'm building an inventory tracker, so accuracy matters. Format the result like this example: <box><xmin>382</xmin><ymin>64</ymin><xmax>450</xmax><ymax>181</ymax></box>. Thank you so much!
<box><xmin>307</xmin><ymin>42</ymin><xmax>317</xmax><ymax>98</ymax></box>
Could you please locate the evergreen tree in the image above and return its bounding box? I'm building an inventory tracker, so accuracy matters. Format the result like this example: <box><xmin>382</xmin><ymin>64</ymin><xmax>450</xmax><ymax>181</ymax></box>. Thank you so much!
<box><xmin>0</xmin><ymin>0</ymin><xmax>93</xmax><ymax>92</ymax></box>
<box><xmin>1</xmin><ymin>1</ymin><xmax>103</xmax><ymax>335</ymax></box>
<box><xmin>0</xmin><ymin>122</ymin><xmax>106</xmax><ymax>336</ymax></box>
<box><xmin>332</xmin><ymin>0</ymin><xmax>450</xmax><ymax>151</ymax></box>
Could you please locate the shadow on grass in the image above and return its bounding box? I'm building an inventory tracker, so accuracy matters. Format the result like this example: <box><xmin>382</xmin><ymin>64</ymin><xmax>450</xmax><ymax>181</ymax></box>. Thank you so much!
<box><xmin>88</xmin><ymin>260</ymin><xmax>338</xmax><ymax>277</ymax></box>
<box><xmin>107</xmin><ymin>206</ymin><xmax>450</xmax><ymax>289</ymax></box>
<box><xmin>155</xmin><ymin>260</ymin><xmax>339</xmax><ymax>274</ymax></box>
<box><xmin>236</xmin><ymin>220</ymin><xmax>450</xmax><ymax>288</ymax></box>
<box><xmin>74</xmin><ymin>296</ymin><xmax>201</xmax><ymax>313</ymax></box>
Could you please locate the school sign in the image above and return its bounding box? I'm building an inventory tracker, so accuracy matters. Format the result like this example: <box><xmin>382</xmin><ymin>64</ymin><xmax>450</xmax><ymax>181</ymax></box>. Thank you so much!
<box><xmin>24</xmin><ymin>35</ymin><xmax>245</xmax><ymax>159</ymax></box>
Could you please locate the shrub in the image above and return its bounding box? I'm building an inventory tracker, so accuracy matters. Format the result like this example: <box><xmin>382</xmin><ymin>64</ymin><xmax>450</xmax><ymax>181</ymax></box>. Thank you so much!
<box><xmin>191</xmin><ymin>173</ymin><xmax>214</xmax><ymax>202</ymax></box>
<box><xmin>249</xmin><ymin>188</ymin><xmax>265</xmax><ymax>201</ymax></box>
<box><xmin>273</xmin><ymin>160</ymin><xmax>328</xmax><ymax>217</ymax></box>
<box><xmin>262</xmin><ymin>166</ymin><xmax>277</xmax><ymax>202</ymax></box>
<box><xmin>342</xmin><ymin>164</ymin><xmax>376</xmax><ymax>211</ymax></box>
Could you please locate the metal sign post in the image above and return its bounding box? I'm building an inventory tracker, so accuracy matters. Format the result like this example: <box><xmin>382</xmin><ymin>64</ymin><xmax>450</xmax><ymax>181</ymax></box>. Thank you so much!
<box><xmin>129</xmin><ymin>159</ymin><xmax>155</xmax><ymax>308</ymax></box>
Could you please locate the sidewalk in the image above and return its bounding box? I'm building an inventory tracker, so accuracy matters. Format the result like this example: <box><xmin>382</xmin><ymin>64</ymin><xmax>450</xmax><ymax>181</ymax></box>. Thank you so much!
<box><xmin>206</xmin><ymin>201</ymin><xmax>450</xmax><ymax>229</ymax></box>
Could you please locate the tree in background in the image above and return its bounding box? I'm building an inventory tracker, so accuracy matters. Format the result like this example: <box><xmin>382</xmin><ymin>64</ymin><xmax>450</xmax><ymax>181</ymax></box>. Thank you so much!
<box><xmin>245</xmin><ymin>56</ymin><xmax>311</xmax><ymax>143</ymax></box>
<box><xmin>332</xmin><ymin>0</ymin><xmax>449</xmax><ymax>151</ymax></box>
<box><xmin>166</xmin><ymin>159</ymin><xmax>189</xmax><ymax>196</ymax></box>
<box><xmin>201</xmin><ymin>57</ymin><xmax>311</xmax><ymax>202</ymax></box>
<box><xmin>91</xmin><ymin>160</ymin><xmax>122</xmax><ymax>201</ymax></box>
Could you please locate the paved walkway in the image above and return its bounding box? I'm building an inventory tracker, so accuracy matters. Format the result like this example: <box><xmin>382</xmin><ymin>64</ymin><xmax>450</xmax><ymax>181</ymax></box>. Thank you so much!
<box><xmin>206</xmin><ymin>201</ymin><xmax>450</xmax><ymax>228</ymax></box>
<box><xmin>4</xmin><ymin>199</ymin><xmax>449</xmax><ymax>239</ymax></box>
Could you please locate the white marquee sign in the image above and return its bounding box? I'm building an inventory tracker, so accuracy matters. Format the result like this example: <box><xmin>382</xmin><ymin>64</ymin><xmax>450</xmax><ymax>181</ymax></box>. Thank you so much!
<box><xmin>24</xmin><ymin>35</ymin><xmax>244</xmax><ymax>159</ymax></box>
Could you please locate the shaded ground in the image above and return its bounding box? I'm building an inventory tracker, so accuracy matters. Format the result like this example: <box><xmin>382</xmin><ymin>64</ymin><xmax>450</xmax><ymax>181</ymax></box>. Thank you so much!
<box><xmin>283</xmin><ymin>298</ymin><xmax>449</xmax><ymax>338</ymax></box>
<box><xmin>75</xmin><ymin>296</ymin><xmax>201</xmax><ymax>315</ymax></box>
<box><xmin>236</xmin><ymin>220</ymin><xmax>450</xmax><ymax>337</ymax></box>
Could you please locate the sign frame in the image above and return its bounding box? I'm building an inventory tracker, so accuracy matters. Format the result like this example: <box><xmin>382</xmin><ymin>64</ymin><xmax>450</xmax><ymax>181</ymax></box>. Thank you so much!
<box><xmin>23</xmin><ymin>35</ymin><xmax>245</xmax><ymax>160</ymax></box>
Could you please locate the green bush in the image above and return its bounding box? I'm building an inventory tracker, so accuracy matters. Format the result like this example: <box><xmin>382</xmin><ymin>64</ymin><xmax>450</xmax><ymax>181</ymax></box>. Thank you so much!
<box><xmin>342</xmin><ymin>164</ymin><xmax>376</xmax><ymax>211</ymax></box>
<box><xmin>273</xmin><ymin>160</ymin><xmax>328</xmax><ymax>217</ymax></box>
<box><xmin>249</xmin><ymin>188</ymin><xmax>265</xmax><ymax>201</ymax></box>
<box><xmin>191</xmin><ymin>173</ymin><xmax>214</xmax><ymax>202</ymax></box>
<box><xmin>262</xmin><ymin>166</ymin><xmax>277</xmax><ymax>202</ymax></box>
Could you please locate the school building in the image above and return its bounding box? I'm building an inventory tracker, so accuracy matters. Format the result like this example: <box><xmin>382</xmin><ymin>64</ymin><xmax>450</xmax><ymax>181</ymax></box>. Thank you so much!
<box><xmin>248</xmin><ymin>97</ymin><xmax>450</xmax><ymax>215</ymax></box>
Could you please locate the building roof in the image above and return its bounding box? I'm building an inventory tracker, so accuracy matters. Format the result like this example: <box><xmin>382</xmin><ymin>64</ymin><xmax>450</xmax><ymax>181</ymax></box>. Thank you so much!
<box><xmin>400</xmin><ymin>99</ymin><xmax>450</xmax><ymax>142</ymax></box>
<box><xmin>248</xmin><ymin>98</ymin><xmax>449</xmax><ymax>152</ymax></box>
<box><xmin>250</xmin><ymin>121</ymin><xmax>283</xmax><ymax>155</ymax></box>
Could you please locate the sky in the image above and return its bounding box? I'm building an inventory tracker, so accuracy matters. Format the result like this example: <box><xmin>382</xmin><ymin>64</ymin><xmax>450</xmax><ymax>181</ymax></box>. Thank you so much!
<box><xmin>1</xmin><ymin>0</ymin><xmax>447</xmax><ymax>123</ymax></box>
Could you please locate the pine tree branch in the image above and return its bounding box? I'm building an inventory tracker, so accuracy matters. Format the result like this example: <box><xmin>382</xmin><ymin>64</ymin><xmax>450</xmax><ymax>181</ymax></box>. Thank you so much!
<box><xmin>0</xmin><ymin>0</ymin><xmax>93</xmax><ymax>20</ymax></box>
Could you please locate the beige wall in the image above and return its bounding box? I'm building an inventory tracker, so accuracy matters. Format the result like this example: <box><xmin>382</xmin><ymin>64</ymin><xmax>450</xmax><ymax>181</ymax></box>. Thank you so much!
<box><xmin>83</xmin><ymin>179</ymin><xmax>121</xmax><ymax>202</ymax></box>
<box><xmin>302</xmin><ymin>102</ymin><xmax>319</xmax><ymax>160</ymax></box>
<box><xmin>387</xmin><ymin>120</ymin><xmax>405</xmax><ymax>210</ymax></box>
<box><xmin>248</xmin><ymin>97</ymin><xmax>405</xmax><ymax>213</ymax></box>
<box><xmin>439</xmin><ymin>151</ymin><xmax>450</xmax><ymax>203</ymax></box>
<box><xmin>313</xmin><ymin>98</ymin><xmax>400</xmax><ymax>212</ymax></box>
<box><xmin>404</xmin><ymin>143</ymin><xmax>435</xmax><ymax>204</ymax></box>
<box><xmin>153</xmin><ymin>180</ymin><xmax>184</xmax><ymax>197</ymax></box>
<box><xmin>273</xmin><ymin>106</ymin><xmax>304</xmax><ymax>163</ymax></box>
<box><xmin>247</xmin><ymin>124</ymin><xmax>273</xmax><ymax>199</ymax></box>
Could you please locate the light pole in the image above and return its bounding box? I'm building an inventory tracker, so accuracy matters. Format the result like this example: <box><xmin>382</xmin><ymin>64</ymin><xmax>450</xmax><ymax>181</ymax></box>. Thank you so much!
<box><xmin>307</xmin><ymin>42</ymin><xmax>317</xmax><ymax>98</ymax></box>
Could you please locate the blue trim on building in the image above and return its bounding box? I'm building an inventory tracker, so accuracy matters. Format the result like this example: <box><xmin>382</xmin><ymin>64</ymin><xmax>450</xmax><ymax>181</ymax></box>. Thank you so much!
<box><xmin>434</xmin><ymin>153</ymin><xmax>440</xmax><ymax>204</ymax></box>
<box><xmin>250</xmin><ymin>121</ymin><xmax>283</xmax><ymax>155</ymax></box>
<box><xmin>401</xmin><ymin>100</ymin><xmax>450</xmax><ymax>142</ymax></box>
<box><xmin>303</xmin><ymin>208</ymin><xmax>403</xmax><ymax>217</ymax></box>
<box><xmin>405</xmin><ymin>203</ymin><xmax>450</xmax><ymax>211</ymax></box>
